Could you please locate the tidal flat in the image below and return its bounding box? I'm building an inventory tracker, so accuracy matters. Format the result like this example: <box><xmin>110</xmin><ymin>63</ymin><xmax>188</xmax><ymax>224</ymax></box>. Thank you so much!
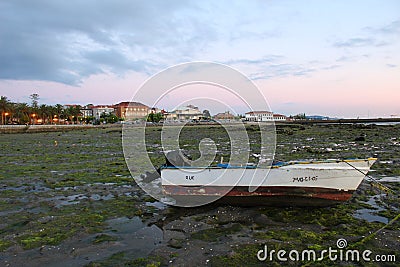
<box><xmin>0</xmin><ymin>124</ymin><xmax>399</xmax><ymax>266</ymax></box>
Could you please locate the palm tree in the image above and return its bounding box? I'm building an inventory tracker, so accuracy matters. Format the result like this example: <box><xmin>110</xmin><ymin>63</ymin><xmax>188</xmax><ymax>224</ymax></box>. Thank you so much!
<box><xmin>15</xmin><ymin>103</ymin><xmax>31</xmax><ymax>124</ymax></box>
<box><xmin>55</xmin><ymin>104</ymin><xmax>64</xmax><ymax>124</ymax></box>
<box><xmin>38</xmin><ymin>104</ymin><xmax>48</xmax><ymax>124</ymax></box>
<box><xmin>63</xmin><ymin>105</ymin><xmax>82</xmax><ymax>124</ymax></box>
<box><xmin>0</xmin><ymin>96</ymin><xmax>10</xmax><ymax>124</ymax></box>
<box><xmin>47</xmin><ymin>105</ymin><xmax>57</xmax><ymax>124</ymax></box>
<box><xmin>7</xmin><ymin>102</ymin><xmax>16</xmax><ymax>124</ymax></box>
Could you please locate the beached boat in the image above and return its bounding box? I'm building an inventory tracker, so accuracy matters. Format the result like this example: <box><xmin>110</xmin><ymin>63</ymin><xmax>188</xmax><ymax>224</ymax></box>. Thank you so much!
<box><xmin>161</xmin><ymin>154</ymin><xmax>377</xmax><ymax>206</ymax></box>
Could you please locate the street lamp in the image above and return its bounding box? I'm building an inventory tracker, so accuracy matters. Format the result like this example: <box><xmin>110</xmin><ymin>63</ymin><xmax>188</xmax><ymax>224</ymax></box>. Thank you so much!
<box><xmin>31</xmin><ymin>113</ymin><xmax>36</xmax><ymax>125</ymax></box>
<box><xmin>53</xmin><ymin>115</ymin><xmax>58</xmax><ymax>124</ymax></box>
<box><xmin>5</xmin><ymin>112</ymin><xmax>9</xmax><ymax>124</ymax></box>
<box><xmin>3</xmin><ymin>112</ymin><xmax>9</xmax><ymax>125</ymax></box>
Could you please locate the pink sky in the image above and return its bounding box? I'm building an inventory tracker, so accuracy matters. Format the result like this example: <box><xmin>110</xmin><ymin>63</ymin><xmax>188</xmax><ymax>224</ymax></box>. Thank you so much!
<box><xmin>1</xmin><ymin>1</ymin><xmax>399</xmax><ymax>118</ymax></box>
<box><xmin>1</xmin><ymin>61</ymin><xmax>398</xmax><ymax>118</ymax></box>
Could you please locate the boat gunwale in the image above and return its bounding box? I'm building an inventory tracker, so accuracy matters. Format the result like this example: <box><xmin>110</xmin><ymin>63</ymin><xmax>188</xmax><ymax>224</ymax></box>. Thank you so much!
<box><xmin>160</xmin><ymin>158</ymin><xmax>377</xmax><ymax>170</ymax></box>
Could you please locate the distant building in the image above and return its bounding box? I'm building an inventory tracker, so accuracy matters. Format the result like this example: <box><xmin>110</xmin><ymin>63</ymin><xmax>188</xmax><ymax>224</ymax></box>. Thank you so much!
<box><xmin>166</xmin><ymin>105</ymin><xmax>203</xmax><ymax>121</ymax></box>
<box><xmin>92</xmin><ymin>105</ymin><xmax>115</xmax><ymax>120</ymax></box>
<box><xmin>214</xmin><ymin>111</ymin><xmax>235</xmax><ymax>120</ymax></box>
<box><xmin>63</xmin><ymin>104</ymin><xmax>80</xmax><ymax>109</ymax></box>
<box><xmin>245</xmin><ymin>111</ymin><xmax>273</xmax><ymax>121</ymax></box>
<box><xmin>306</xmin><ymin>115</ymin><xmax>330</xmax><ymax>120</ymax></box>
<box><xmin>273</xmin><ymin>114</ymin><xmax>287</xmax><ymax>121</ymax></box>
<box><xmin>80</xmin><ymin>104</ymin><xmax>94</xmax><ymax>118</ymax></box>
<box><xmin>114</xmin><ymin>101</ymin><xmax>150</xmax><ymax>120</ymax></box>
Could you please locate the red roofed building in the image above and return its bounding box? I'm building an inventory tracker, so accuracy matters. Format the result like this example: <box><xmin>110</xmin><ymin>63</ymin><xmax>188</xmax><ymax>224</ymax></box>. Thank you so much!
<box><xmin>214</xmin><ymin>111</ymin><xmax>235</xmax><ymax>120</ymax></box>
<box><xmin>273</xmin><ymin>114</ymin><xmax>287</xmax><ymax>121</ymax></box>
<box><xmin>245</xmin><ymin>111</ymin><xmax>273</xmax><ymax>121</ymax></box>
<box><xmin>114</xmin><ymin>101</ymin><xmax>150</xmax><ymax>120</ymax></box>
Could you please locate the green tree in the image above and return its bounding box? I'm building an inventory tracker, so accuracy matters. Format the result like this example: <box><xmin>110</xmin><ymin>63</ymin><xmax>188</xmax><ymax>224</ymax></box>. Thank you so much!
<box><xmin>15</xmin><ymin>103</ymin><xmax>31</xmax><ymax>124</ymax></box>
<box><xmin>147</xmin><ymin>112</ymin><xmax>164</xmax><ymax>123</ymax></box>
<box><xmin>65</xmin><ymin>105</ymin><xmax>82</xmax><ymax>124</ymax></box>
<box><xmin>100</xmin><ymin>112</ymin><xmax>119</xmax><ymax>124</ymax></box>
<box><xmin>0</xmin><ymin>96</ymin><xmax>10</xmax><ymax>124</ymax></box>
<box><xmin>38</xmin><ymin>104</ymin><xmax>50</xmax><ymax>124</ymax></box>
<box><xmin>293</xmin><ymin>113</ymin><xmax>306</xmax><ymax>120</ymax></box>
<box><xmin>202</xmin><ymin>110</ymin><xmax>211</xmax><ymax>119</ymax></box>
<box><xmin>30</xmin><ymin>93</ymin><xmax>39</xmax><ymax>109</ymax></box>
<box><xmin>55</xmin><ymin>104</ymin><xmax>64</xmax><ymax>124</ymax></box>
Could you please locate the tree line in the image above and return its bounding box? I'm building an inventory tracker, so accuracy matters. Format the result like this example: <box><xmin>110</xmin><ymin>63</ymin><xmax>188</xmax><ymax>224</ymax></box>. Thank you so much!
<box><xmin>0</xmin><ymin>94</ymin><xmax>83</xmax><ymax>125</ymax></box>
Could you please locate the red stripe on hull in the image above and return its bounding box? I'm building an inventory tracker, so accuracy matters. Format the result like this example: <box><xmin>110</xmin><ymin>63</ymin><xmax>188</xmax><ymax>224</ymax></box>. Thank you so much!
<box><xmin>162</xmin><ymin>185</ymin><xmax>354</xmax><ymax>205</ymax></box>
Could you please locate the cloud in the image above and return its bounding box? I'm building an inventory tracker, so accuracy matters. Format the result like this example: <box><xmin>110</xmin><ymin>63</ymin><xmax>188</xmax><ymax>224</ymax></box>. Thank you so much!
<box><xmin>249</xmin><ymin>64</ymin><xmax>316</xmax><ymax>80</ymax></box>
<box><xmin>365</xmin><ymin>20</ymin><xmax>400</xmax><ymax>35</ymax></box>
<box><xmin>223</xmin><ymin>55</ymin><xmax>283</xmax><ymax>66</ymax></box>
<box><xmin>0</xmin><ymin>1</ymin><xmax>298</xmax><ymax>85</ymax></box>
<box><xmin>321</xmin><ymin>64</ymin><xmax>341</xmax><ymax>70</ymax></box>
<box><xmin>333</xmin><ymin>19</ymin><xmax>400</xmax><ymax>49</ymax></box>
<box><xmin>333</xmin><ymin>37</ymin><xmax>380</xmax><ymax>48</ymax></box>
<box><xmin>2</xmin><ymin>1</ymin><xmax>398</xmax><ymax>87</ymax></box>
<box><xmin>0</xmin><ymin>1</ymin><xmax>216</xmax><ymax>85</ymax></box>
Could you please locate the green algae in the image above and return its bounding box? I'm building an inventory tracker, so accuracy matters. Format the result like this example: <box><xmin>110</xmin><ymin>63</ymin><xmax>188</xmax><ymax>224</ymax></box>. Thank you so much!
<box><xmin>191</xmin><ymin>223</ymin><xmax>242</xmax><ymax>242</ymax></box>
<box><xmin>0</xmin><ymin>239</ymin><xmax>11</xmax><ymax>252</ymax></box>
<box><xmin>92</xmin><ymin>233</ymin><xmax>119</xmax><ymax>244</ymax></box>
<box><xmin>85</xmin><ymin>252</ymin><xmax>163</xmax><ymax>267</ymax></box>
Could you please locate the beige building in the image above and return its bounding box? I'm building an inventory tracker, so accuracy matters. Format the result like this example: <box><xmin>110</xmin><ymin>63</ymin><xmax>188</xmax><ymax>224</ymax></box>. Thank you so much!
<box><xmin>214</xmin><ymin>111</ymin><xmax>235</xmax><ymax>120</ymax></box>
<box><xmin>114</xmin><ymin>101</ymin><xmax>150</xmax><ymax>120</ymax></box>
<box><xmin>166</xmin><ymin>105</ymin><xmax>203</xmax><ymax>121</ymax></box>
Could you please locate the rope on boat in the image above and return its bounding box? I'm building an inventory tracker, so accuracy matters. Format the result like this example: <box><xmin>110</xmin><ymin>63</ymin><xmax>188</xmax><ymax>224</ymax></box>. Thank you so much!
<box><xmin>342</xmin><ymin>160</ymin><xmax>394</xmax><ymax>194</ymax></box>
<box><xmin>343</xmin><ymin>160</ymin><xmax>399</xmax><ymax>218</ymax></box>
<box><xmin>351</xmin><ymin>213</ymin><xmax>400</xmax><ymax>247</ymax></box>
<box><xmin>301</xmin><ymin>160</ymin><xmax>399</xmax><ymax>267</ymax></box>
<box><xmin>301</xmin><ymin>213</ymin><xmax>400</xmax><ymax>267</ymax></box>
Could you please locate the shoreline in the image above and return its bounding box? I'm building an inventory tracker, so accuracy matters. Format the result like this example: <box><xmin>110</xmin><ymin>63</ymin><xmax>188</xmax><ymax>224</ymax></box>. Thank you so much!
<box><xmin>1</xmin><ymin>117</ymin><xmax>400</xmax><ymax>134</ymax></box>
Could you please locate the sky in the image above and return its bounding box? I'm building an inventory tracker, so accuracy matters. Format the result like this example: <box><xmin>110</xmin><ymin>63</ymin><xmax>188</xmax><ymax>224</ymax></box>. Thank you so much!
<box><xmin>0</xmin><ymin>0</ymin><xmax>399</xmax><ymax>118</ymax></box>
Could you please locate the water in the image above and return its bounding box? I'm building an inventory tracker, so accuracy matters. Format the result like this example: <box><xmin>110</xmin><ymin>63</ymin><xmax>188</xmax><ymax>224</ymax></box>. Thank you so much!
<box><xmin>354</xmin><ymin>194</ymin><xmax>389</xmax><ymax>224</ymax></box>
<box><xmin>377</xmin><ymin>176</ymin><xmax>400</xmax><ymax>182</ymax></box>
<box><xmin>0</xmin><ymin>216</ymin><xmax>163</xmax><ymax>267</ymax></box>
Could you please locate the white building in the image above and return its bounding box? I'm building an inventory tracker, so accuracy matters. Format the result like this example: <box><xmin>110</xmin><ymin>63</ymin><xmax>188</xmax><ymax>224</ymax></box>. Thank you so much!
<box><xmin>92</xmin><ymin>105</ymin><xmax>115</xmax><ymax>120</ymax></box>
<box><xmin>80</xmin><ymin>105</ymin><xmax>94</xmax><ymax>118</ymax></box>
<box><xmin>273</xmin><ymin>114</ymin><xmax>287</xmax><ymax>121</ymax></box>
<box><xmin>245</xmin><ymin>111</ymin><xmax>274</xmax><ymax>121</ymax></box>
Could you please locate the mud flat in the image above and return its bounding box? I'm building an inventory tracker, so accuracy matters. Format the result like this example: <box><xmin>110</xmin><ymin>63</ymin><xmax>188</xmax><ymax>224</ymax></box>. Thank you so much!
<box><xmin>0</xmin><ymin>124</ymin><xmax>399</xmax><ymax>266</ymax></box>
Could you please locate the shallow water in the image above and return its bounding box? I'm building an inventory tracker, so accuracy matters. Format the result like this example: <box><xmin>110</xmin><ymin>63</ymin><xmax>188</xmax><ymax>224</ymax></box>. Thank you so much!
<box><xmin>353</xmin><ymin>194</ymin><xmax>389</xmax><ymax>224</ymax></box>
<box><xmin>0</xmin><ymin>216</ymin><xmax>163</xmax><ymax>267</ymax></box>
<box><xmin>377</xmin><ymin>176</ymin><xmax>400</xmax><ymax>182</ymax></box>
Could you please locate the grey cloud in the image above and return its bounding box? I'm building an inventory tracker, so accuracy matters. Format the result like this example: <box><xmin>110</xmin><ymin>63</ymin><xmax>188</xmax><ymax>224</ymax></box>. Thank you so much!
<box><xmin>82</xmin><ymin>49</ymin><xmax>155</xmax><ymax>74</ymax></box>
<box><xmin>223</xmin><ymin>55</ymin><xmax>283</xmax><ymax>66</ymax></box>
<box><xmin>225</xmin><ymin>56</ymin><xmax>341</xmax><ymax>81</ymax></box>
<box><xmin>333</xmin><ymin>19</ymin><xmax>400</xmax><ymax>49</ymax></box>
<box><xmin>249</xmin><ymin>64</ymin><xmax>316</xmax><ymax>80</ymax></box>
<box><xmin>333</xmin><ymin>37</ymin><xmax>377</xmax><ymax>48</ymax></box>
<box><xmin>321</xmin><ymin>64</ymin><xmax>341</xmax><ymax>70</ymax></box>
<box><xmin>365</xmin><ymin>20</ymin><xmax>400</xmax><ymax>35</ymax></box>
<box><xmin>0</xmin><ymin>0</ymin><xmax>214</xmax><ymax>85</ymax></box>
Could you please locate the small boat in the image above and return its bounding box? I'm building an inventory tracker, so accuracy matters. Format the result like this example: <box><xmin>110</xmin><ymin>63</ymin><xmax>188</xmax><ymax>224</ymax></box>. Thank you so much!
<box><xmin>160</xmin><ymin>152</ymin><xmax>377</xmax><ymax>206</ymax></box>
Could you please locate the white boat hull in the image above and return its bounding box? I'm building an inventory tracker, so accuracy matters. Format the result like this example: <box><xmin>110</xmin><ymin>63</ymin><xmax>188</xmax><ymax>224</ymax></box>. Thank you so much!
<box><xmin>161</xmin><ymin>158</ymin><xmax>377</xmax><ymax>206</ymax></box>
